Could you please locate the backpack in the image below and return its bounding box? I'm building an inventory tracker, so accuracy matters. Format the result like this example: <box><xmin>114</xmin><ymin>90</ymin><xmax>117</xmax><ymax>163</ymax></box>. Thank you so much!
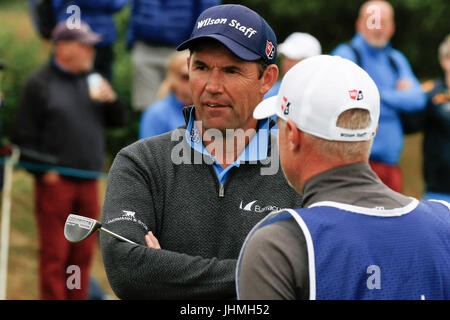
<box><xmin>346</xmin><ymin>42</ymin><xmax>423</xmax><ymax>134</ymax></box>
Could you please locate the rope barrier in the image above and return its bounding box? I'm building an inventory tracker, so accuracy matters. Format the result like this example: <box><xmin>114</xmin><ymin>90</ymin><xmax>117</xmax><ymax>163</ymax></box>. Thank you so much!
<box><xmin>0</xmin><ymin>156</ymin><xmax>108</xmax><ymax>180</ymax></box>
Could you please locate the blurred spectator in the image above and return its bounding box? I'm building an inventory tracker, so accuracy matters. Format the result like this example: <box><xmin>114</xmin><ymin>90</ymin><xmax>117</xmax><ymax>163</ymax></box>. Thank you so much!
<box><xmin>127</xmin><ymin>0</ymin><xmax>220</xmax><ymax>111</ymax></box>
<box><xmin>264</xmin><ymin>32</ymin><xmax>321</xmax><ymax>98</ymax></box>
<box><xmin>53</xmin><ymin>0</ymin><xmax>129</xmax><ymax>80</ymax></box>
<box><xmin>417</xmin><ymin>34</ymin><xmax>450</xmax><ymax>203</ymax></box>
<box><xmin>263</xmin><ymin>32</ymin><xmax>321</xmax><ymax>131</ymax></box>
<box><xmin>139</xmin><ymin>50</ymin><xmax>192</xmax><ymax>139</ymax></box>
<box><xmin>11</xmin><ymin>22</ymin><xmax>128</xmax><ymax>300</ymax></box>
<box><xmin>332</xmin><ymin>0</ymin><xmax>426</xmax><ymax>192</ymax></box>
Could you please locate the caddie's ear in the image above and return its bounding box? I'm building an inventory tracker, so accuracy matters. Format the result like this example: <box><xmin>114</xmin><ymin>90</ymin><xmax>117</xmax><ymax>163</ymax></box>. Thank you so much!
<box><xmin>260</xmin><ymin>64</ymin><xmax>279</xmax><ymax>95</ymax></box>
<box><xmin>286</xmin><ymin>119</ymin><xmax>301</xmax><ymax>151</ymax></box>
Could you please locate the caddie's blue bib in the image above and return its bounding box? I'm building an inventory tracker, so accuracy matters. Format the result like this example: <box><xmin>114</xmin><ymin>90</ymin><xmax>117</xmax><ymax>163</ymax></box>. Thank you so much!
<box><xmin>239</xmin><ymin>199</ymin><xmax>450</xmax><ymax>300</ymax></box>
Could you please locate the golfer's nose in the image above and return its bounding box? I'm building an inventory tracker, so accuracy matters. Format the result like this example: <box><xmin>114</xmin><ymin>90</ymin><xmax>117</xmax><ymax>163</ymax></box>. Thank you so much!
<box><xmin>205</xmin><ymin>69</ymin><xmax>223</xmax><ymax>94</ymax></box>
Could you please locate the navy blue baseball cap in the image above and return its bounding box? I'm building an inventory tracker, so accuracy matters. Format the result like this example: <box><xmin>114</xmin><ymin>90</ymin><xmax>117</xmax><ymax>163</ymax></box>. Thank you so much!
<box><xmin>177</xmin><ymin>4</ymin><xmax>277</xmax><ymax>65</ymax></box>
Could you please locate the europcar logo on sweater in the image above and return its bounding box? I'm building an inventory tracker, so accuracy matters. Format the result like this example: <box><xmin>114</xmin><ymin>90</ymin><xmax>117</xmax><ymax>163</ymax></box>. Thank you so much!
<box><xmin>240</xmin><ymin>200</ymin><xmax>282</xmax><ymax>213</ymax></box>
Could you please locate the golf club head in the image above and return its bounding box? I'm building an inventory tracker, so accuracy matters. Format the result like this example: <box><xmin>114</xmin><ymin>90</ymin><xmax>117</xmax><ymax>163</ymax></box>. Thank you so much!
<box><xmin>64</xmin><ymin>214</ymin><xmax>101</xmax><ymax>243</ymax></box>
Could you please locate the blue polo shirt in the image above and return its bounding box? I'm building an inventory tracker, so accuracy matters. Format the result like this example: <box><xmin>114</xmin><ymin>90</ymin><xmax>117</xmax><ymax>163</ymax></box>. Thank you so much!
<box><xmin>139</xmin><ymin>92</ymin><xmax>186</xmax><ymax>139</ymax></box>
<box><xmin>185</xmin><ymin>108</ymin><xmax>270</xmax><ymax>184</ymax></box>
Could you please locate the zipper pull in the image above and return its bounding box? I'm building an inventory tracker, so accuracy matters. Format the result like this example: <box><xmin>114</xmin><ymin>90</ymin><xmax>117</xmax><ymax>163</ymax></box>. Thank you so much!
<box><xmin>219</xmin><ymin>184</ymin><xmax>225</xmax><ymax>197</ymax></box>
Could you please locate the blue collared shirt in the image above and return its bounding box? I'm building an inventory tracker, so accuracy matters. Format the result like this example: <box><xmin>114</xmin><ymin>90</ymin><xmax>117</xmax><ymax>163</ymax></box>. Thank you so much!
<box><xmin>185</xmin><ymin>108</ymin><xmax>270</xmax><ymax>184</ymax></box>
<box><xmin>139</xmin><ymin>92</ymin><xmax>186</xmax><ymax>139</ymax></box>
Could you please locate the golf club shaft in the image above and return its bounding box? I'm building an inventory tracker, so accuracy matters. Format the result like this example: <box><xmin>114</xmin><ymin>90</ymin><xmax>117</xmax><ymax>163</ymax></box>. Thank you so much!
<box><xmin>100</xmin><ymin>227</ymin><xmax>136</xmax><ymax>244</ymax></box>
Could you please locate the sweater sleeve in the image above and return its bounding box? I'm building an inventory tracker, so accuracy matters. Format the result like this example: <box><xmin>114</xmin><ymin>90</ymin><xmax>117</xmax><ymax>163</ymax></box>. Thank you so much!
<box><xmin>11</xmin><ymin>74</ymin><xmax>45</xmax><ymax>153</ymax></box>
<box><xmin>56</xmin><ymin>0</ymin><xmax>128</xmax><ymax>11</ymax></box>
<box><xmin>378</xmin><ymin>50</ymin><xmax>427</xmax><ymax>113</ymax></box>
<box><xmin>100</xmin><ymin>145</ymin><xmax>237</xmax><ymax>299</ymax></box>
<box><xmin>101</xmin><ymin>98</ymin><xmax>129</xmax><ymax>128</ymax></box>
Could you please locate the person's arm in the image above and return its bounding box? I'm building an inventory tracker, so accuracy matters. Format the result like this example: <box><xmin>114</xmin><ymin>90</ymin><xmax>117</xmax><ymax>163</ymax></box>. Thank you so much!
<box><xmin>11</xmin><ymin>75</ymin><xmax>44</xmax><ymax>154</ymax></box>
<box><xmin>100</xmin><ymin>145</ymin><xmax>237</xmax><ymax>299</ymax></box>
<box><xmin>199</xmin><ymin>0</ymin><xmax>222</xmax><ymax>14</ymax></box>
<box><xmin>93</xmin><ymin>79</ymin><xmax>129</xmax><ymax>128</ymax></box>
<box><xmin>237</xmin><ymin>219</ymin><xmax>309</xmax><ymax>300</ymax></box>
<box><xmin>379</xmin><ymin>51</ymin><xmax>427</xmax><ymax>113</ymax></box>
<box><xmin>66</xmin><ymin>0</ymin><xmax>129</xmax><ymax>12</ymax></box>
<box><xmin>11</xmin><ymin>70</ymin><xmax>60</xmax><ymax>179</ymax></box>
<box><xmin>101</xmin><ymin>98</ymin><xmax>129</xmax><ymax>128</ymax></box>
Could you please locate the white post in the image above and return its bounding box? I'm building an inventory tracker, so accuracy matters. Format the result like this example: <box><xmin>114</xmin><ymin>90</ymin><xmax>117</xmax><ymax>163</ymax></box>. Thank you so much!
<box><xmin>0</xmin><ymin>146</ymin><xmax>20</xmax><ymax>300</ymax></box>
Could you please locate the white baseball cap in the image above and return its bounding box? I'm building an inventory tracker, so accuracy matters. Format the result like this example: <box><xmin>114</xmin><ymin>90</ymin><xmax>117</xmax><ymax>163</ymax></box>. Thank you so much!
<box><xmin>254</xmin><ymin>55</ymin><xmax>380</xmax><ymax>142</ymax></box>
<box><xmin>278</xmin><ymin>32</ymin><xmax>321</xmax><ymax>60</ymax></box>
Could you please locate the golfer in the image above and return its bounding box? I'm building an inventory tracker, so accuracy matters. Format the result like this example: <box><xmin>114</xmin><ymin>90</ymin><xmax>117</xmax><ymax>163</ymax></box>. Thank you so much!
<box><xmin>236</xmin><ymin>55</ymin><xmax>450</xmax><ymax>300</ymax></box>
<box><xmin>100</xmin><ymin>4</ymin><xmax>302</xmax><ymax>299</ymax></box>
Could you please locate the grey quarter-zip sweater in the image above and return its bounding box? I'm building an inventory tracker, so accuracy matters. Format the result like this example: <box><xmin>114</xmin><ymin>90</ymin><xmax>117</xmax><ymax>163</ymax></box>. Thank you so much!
<box><xmin>100</xmin><ymin>116</ymin><xmax>303</xmax><ymax>299</ymax></box>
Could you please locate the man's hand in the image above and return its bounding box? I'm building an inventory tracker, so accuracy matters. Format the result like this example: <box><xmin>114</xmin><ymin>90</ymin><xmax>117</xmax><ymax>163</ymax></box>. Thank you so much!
<box><xmin>145</xmin><ymin>231</ymin><xmax>161</xmax><ymax>249</ymax></box>
<box><xmin>396</xmin><ymin>79</ymin><xmax>412</xmax><ymax>90</ymax></box>
<box><xmin>93</xmin><ymin>79</ymin><xmax>117</xmax><ymax>103</ymax></box>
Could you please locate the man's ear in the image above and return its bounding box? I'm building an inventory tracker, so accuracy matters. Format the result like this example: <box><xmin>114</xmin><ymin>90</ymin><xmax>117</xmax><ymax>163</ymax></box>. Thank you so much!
<box><xmin>187</xmin><ymin>56</ymin><xmax>191</xmax><ymax>71</ymax></box>
<box><xmin>261</xmin><ymin>64</ymin><xmax>279</xmax><ymax>95</ymax></box>
<box><xmin>286</xmin><ymin>120</ymin><xmax>301</xmax><ymax>151</ymax></box>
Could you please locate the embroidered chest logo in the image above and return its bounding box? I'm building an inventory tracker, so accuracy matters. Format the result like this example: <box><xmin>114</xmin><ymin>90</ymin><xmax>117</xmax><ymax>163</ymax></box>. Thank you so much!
<box><xmin>240</xmin><ymin>200</ymin><xmax>282</xmax><ymax>213</ymax></box>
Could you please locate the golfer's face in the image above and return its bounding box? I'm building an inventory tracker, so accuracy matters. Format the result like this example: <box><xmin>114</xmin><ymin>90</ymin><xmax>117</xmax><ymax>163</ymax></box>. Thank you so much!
<box><xmin>188</xmin><ymin>45</ymin><xmax>264</xmax><ymax>133</ymax></box>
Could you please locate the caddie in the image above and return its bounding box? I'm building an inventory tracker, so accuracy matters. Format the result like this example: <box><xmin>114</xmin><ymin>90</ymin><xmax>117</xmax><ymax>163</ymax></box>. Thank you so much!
<box><xmin>236</xmin><ymin>55</ymin><xmax>450</xmax><ymax>300</ymax></box>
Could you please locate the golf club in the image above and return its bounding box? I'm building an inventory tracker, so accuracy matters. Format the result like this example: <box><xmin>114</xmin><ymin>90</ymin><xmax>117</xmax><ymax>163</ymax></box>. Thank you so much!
<box><xmin>64</xmin><ymin>214</ymin><xmax>136</xmax><ymax>244</ymax></box>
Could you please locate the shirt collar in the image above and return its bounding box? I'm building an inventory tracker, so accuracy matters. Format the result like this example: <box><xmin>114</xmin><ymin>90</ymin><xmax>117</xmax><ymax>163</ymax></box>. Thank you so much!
<box><xmin>50</xmin><ymin>55</ymin><xmax>89</xmax><ymax>78</ymax></box>
<box><xmin>185</xmin><ymin>107</ymin><xmax>270</xmax><ymax>163</ymax></box>
<box><xmin>354</xmin><ymin>32</ymin><xmax>392</xmax><ymax>54</ymax></box>
<box><xmin>302</xmin><ymin>162</ymin><xmax>382</xmax><ymax>207</ymax></box>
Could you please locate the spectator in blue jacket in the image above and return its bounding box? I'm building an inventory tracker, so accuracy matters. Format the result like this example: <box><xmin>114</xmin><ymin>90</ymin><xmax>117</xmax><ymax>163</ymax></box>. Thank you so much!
<box><xmin>332</xmin><ymin>0</ymin><xmax>426</xmax><ymax>192</ymax></box>
<box><xmin>139</xmin><ymin>50</ymin><xmax>192</xmax><ymax>139</ymax></box>
<box><xmin>53</xmin><ymin>0</ymin><xmax>129</xmax><ymax>80</ymax></box>
<box><xmin>127</xmin><ymin>0</ymin><xmax>220</xmax><ymax>111</ymax></box>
